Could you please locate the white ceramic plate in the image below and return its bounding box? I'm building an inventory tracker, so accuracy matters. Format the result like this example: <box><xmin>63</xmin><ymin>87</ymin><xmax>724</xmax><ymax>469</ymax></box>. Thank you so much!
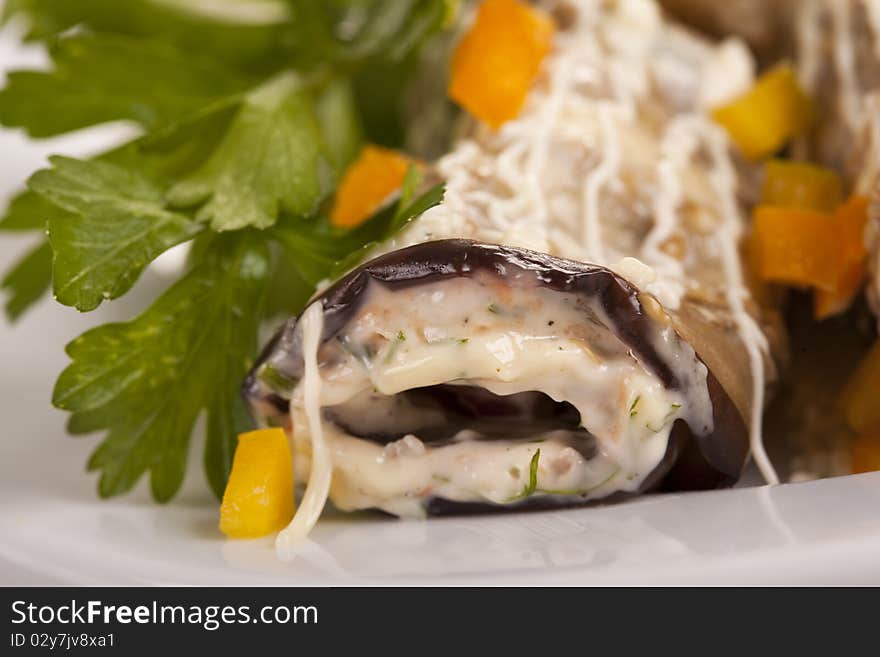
<box><xmin>2</xmin><ymin>23</ymin><xmax>879</xmax><ymax>586</ymax></box>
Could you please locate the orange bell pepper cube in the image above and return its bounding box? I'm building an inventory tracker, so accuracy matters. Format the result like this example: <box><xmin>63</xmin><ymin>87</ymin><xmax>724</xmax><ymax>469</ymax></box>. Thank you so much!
<box><xmin>814</xmin><ymin>195</ymin><xmax>870</xmax><ymax>319</ymax></box>
<box><xmin>712</xmin><ymin>65</ymin><xmax>813</xmax><ymax>160</ymax></box>
<box><xmin>219</xmin><ymin>428</ymin><xmax>294</xmax><ymax>539</ymax></box>
<box><xmin>751</xmin><ymin>205</ymin><xmax>841</xmax><ymax>291</ymax></box>
<box><xmin>815</xmin><ymin>261</ymin><xmax>868</xmax><ymax>320</ymax></box>
<box><xmin>762</xmin><ymin>160</ymin><xmax>842</xmax><ymax>212</ymax></box>
<box><xmin>330</xmin><ymin>144</ymin><xmax>414</xmax><ymax>229</ymax></box>
<box><xmin>851</xmin><ymin>433</ymin><xmax>880</xmax><ymax>474</ymax></box>
<box><xmin>840</xmin><ymin>340</ymin><xmax>880</xmax><ymax>436</ymax></box>
<box><xmin>449</xmin><ymin>0</ymin><xmax>555</xmax><ymax>129</ymax></box>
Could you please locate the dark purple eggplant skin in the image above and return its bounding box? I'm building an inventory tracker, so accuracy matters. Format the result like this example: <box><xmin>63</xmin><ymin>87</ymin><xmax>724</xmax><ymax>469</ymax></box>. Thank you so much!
<box><xmin>244</xmin><ymin>239</ymin><xmax>749</xmax><ymax>510</ymax></box>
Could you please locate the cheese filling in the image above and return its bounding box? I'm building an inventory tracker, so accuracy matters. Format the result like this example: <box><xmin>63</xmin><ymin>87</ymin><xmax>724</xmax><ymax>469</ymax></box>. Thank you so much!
<box><xmin>284</xmin><ymin>276</ymin><xmax>712</xmax><ymax>522</ymax></box>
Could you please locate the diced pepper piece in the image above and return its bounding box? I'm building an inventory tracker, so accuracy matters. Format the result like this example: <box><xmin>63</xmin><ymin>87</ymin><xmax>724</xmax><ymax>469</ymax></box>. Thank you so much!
<box><xmin>751</xmin><ymin>205</ymin><xmax>841</xmax><ymax>290</ymax></box>
<box><xmin>813</xmin><ymin>195</ymin><xmax>870</xmax><ymax>319</ymax></box>
<box><xmin>712</xmin><ymin>65</ymin><xmax>813</xmax><ymax>160</ymax></box>
<box><xmin>762</xmin><ymin>160</ymin><xmax>842</xmax><ymax>212</ymax></box>
<box><xmin>219</xmin><ymin>428</ymin><xmax>294</xmax><ymax>539</ymax></box>
<box><xmin>330</xmin><ymin>144</ymin><xmax>413</xmax><ymax>229</ymax></box>
<box><xmin>851</xmin><ymin>434</ymin><xmax>880</xmax><ymax>474</ymax></box>
<box><xmin>840</xmin><ymin>340</ymin><xmax>880</xmax><ymax>435</ymax></box>
<box><xmin>449</xmin><ymin>0</ymin><xmax>555</xmax><ymax>129</ymax></box>
<box><xmin>815</xmin><ymin>261</ymin><xmax>867</xmax><ymax>320</ymax></box>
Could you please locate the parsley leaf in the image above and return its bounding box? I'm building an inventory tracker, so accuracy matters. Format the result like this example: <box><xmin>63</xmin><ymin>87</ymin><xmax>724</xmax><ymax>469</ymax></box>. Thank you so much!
<box><xmin>53</xmin><ymin>233</ymin><xmax>270</xmax><ymax>501</ymax></box>
<box><xmin>285</xmin><ymin>0</ymin><xmax>449</xmax><ymax>65</ymax></box>
<box><xmin>271</xmin><ymin>219</ymin><xmax>352</xmax><ymax>285</ymax></box>
<box><xmin>3</xmin><ymin>0</ymin><xmax>292</xmax><ymax>72</ymax></box>
<box><xmin>0</xmin><ymin>191</ymin><xmax>65</xmax><ymax>319</ymax></box>
<box><xmin>0</xmin><ymin>190</ymin><xmax>55</xmax><ymax>232</ymax></box>
<box><xmin>313</xmin><ymin>77</ymin><xmax>363</xmax><ymax>171</ymax></box>
<box><xmin>167</xmin><ymin>74</ymin><xmax>334</xmax><ymax>231</ymax></box>
<box><xmin>1</xmin><ymin>240</ymin><xmax>52</xmax><ymax>320</ymax></box>
<box><xmin>0</xmin><ymin>34</ymin><xmax>248</xmax><ymax>138</ymax></box>
<box><xmin>0</xmin><ymin>0</ymin><xmax>456</xmax><ymax>502</ymax></box>
<box><xmin>29</xmin><ymin>156</ymin><xmax>203</xmax><ymax>311</ymax></box>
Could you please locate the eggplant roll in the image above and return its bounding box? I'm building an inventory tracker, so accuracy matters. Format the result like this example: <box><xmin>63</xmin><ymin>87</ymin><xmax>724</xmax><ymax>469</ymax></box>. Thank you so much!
<box><xmin>245</xmin><ymin>0</ymin><xmax>785</xmax><ymax>541</ymax></box>
<box><xmin>246</xmin><ymin>239</ymin><xmax>748</xmax><ymax>516</ymax></box>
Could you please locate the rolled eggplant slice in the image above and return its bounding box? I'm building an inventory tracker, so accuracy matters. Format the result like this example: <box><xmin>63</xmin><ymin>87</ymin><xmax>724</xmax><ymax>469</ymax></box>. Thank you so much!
<box><xmin>245</xmin><ymin>239</ymin><xmax>748</xmax><ymax>517</ymax></box>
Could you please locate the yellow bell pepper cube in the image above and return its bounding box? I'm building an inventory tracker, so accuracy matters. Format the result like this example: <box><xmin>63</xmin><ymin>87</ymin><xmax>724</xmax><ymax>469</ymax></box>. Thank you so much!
<box><xmin>219</xmin><ymin>428</ymin><xmax>294</xmax><ymax>539</ymax></box>
<box><xmin>448</xmin><ymin>0</ymin><xmax>555</xmax><ymax>129</ymax></box>
<box><xmin>840</xmin><ymin>340</ymin><xmax>880</xmax><ymax>436</ymax></box>
<box><xmin>330</xmin><ymin>144</ymin><xmax>413</xmax><ymax>229</ymax></box>
<box><xmin>762</xmin><ymin>160</ymin><xmax>842</xmax><ymax>212</ymax></box>
<box><xmin>712</xmin><ymin>65</ymin><xmax>813</xmax><ymax>160</ymax></box>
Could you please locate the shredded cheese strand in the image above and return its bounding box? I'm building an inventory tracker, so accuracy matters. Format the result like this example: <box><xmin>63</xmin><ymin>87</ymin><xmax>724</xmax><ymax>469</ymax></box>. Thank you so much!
<box><xmin>699</xmin><ymin>119</ymin><xmax>778</xmax><ymax>485</ymax></box>
<box><xmin>276</xmin><ymin>302</ymin><xmax>331</xmax><ymax>559</ymax></box>
<box><xmin>831</xmin><ymin>1</ymin><xmax>862</xmax><ymax>130</ymax></box>
<box><xmin>581</xmin><ymin>103</ymin><xmax>619</xmax><ymax>263</ymax></box>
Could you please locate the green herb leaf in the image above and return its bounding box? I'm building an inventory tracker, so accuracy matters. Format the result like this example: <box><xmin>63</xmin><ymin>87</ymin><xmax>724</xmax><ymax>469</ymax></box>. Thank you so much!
<box><xmin>525</xmin><ymin>449</ymin><xmax>541</xmax><ymax>497</ymax></box>
<box><xmin>167</xmin><ymin>74</ymin><xmax>333</xmax><ymax>231</ymax></box>
<box><xmin>29</xmin><ymin>156</ymin><xmax>203</xmax><ymax>311</ymax></box>
<box><xmin>1</xmin><ymin>0</ymin><xmax>455</xmax><ymax>504</ymax></box>
<box><xmin>629</xmin><ymin>395</ymin><xmax>641</xmax><ymax>418</ymax></box>
<box><xmin>0</xmin><ymin>34</ymin><xmax>248</xmax><ymax>138</ymax></box>
<box><xmin>646</xmin><ymin>403</ymin><xmax>684</xmax><ymax>433</ymax></box>
<box><xmin>1</xmin><ymin>240</ymin><xmax>52</xmax><ymax>320</ymax></box>
<box><xmin>313</xmin><ymin>77</ymin><xmax>363</xmax><ymax>171</ymax></box>
<box><xmin>271</xmin><ymin>218</ymin><xmax>353</xmax><ymax>285</ymax></box>
<box><xmin>506</xmin><ymin>448</ymin><xmax>542</xmax><ymax>502</ymax></box>
<box><xmin>54</xmin><ymin>234</ymin><xmax>270</xmax><ymax>501</ymax></box>
<box><xmin>0</xmin><ymin>190</ymin><xmax>56</xmax><ymax>232</ymax></box>
<box><xmin>263</xmin><ymin>248</ymin><xmax>314</xmax><ymax>319</ymax></box>
<box><xmin>339</xmin><ymin>0</ymin><xmax>449</xmax><ymax>63</ymax></box>
<box><xmin>3</xmin><ymin>0</ymin><xmax>291</xmax><ymax>71</ymax></box>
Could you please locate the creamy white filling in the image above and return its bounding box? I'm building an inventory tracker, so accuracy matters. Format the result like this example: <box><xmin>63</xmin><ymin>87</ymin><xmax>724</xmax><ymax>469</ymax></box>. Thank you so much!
<box><xmin>286</xmin><ymin>277</ymin><xmax>712</xmax><ymax>517</ymax></box>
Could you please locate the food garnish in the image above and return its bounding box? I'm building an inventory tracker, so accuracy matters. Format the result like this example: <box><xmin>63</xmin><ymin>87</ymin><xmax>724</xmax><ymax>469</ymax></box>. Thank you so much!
<box><xmin>220</xmin><ymin>428</ymin><xmax>294</xmax><ymax>539</ymax></box>
<box><xmin>448</xmin><ymin>0</ymin><xmax>554</xmax><ymax>129</ymax></box>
